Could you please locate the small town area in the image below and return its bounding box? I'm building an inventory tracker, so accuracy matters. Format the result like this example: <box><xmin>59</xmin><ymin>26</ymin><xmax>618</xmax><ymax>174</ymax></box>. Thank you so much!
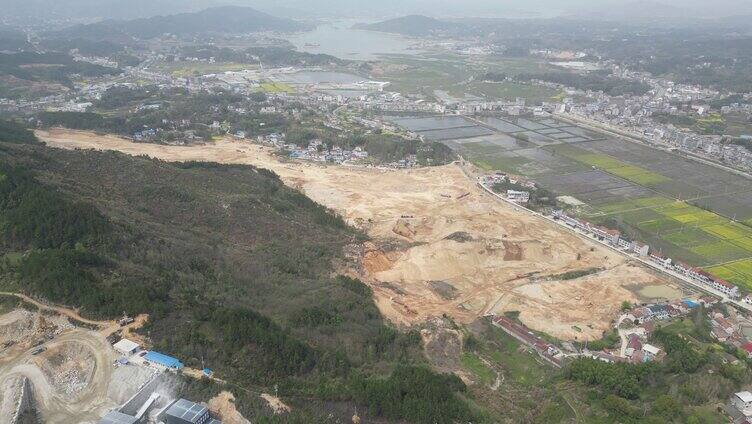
<box><xmin>4</xmin><ymin>3</ymin><xmax>752</xmax><ymax>422</ymax></box>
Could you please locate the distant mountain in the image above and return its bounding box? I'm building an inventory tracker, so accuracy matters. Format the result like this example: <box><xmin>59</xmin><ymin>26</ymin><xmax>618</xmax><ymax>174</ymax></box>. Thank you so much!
<box><xmin>52</xmin><ymin>6</ymin><xmax>309</xmax><ymax>40</ymax></box>
<box><xmin>0</xmin><ymin>28</ymin><xmax>31</xmax><ymax>52</ymax></box>
<box><xmin>3</xmin><ymin>0</ymin><xmax>218</xmax><ymax>21</ymax></box>
<box><xmin>575</xmin><ymin>1</ymin><xmax>697</xmax><ymax>20</ymax></box>
<box><xmin>355</xmin><ymin>15</ymin><xmax>466</xmax><ymax>37</ymax></box>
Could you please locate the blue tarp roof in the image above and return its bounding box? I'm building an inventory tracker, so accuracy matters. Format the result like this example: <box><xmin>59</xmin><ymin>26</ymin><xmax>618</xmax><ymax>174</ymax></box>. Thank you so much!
<box><xmin>144</xmin><ymin>351</ymin><xmax>184</xmax><ymax>369</ymax></box>
<box><xmin>683</xmin><ymin>300</ymin><xmax>700</xmax><ymax>308</ymax></box>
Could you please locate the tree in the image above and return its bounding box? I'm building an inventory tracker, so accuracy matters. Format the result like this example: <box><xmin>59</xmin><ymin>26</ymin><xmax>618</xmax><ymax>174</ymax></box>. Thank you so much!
<box><xmin>602</xmin><ymin>394</ymin><xmax>638</xmax><ymax>419</ymax></box>
<box><xmin>652</xmin><ymin>394</ymin><xmax>681</xmax><ymax>421</ymax></box>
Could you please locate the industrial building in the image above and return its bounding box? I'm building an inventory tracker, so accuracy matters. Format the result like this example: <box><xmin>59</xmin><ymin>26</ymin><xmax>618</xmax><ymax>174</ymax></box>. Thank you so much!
<box><xmin>159</xmin><ymin>398</ymin><xmax>222</xmax><ymax>424</ymax></box>
<box><xmin>143</xmin><ymin>351</ymin><xmax>184</xmax><ymax>370</ymax></box>
<box><xmin>98</xmin><ymin>411</ymin><xmax>140</xmax><ymax>424</ymax></box>
<box><xmin>114</xmin><ymin>339</ymin><xmax>140</xmax><ymax>356</ymax></box>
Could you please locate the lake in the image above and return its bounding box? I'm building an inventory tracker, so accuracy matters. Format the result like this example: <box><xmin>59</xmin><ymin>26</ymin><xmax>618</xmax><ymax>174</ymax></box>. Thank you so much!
<box><xmin>286</xmin><ymin>19</ymin><xmax>423</xmax><ymax>61</ymax></box>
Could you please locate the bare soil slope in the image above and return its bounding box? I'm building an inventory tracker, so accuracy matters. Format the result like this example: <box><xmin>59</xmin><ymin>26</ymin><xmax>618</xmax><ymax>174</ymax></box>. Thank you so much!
<box><xmin>38</xmin><ymin>128</ymin><xmax>674</xmax><ymax>340</ymax></box>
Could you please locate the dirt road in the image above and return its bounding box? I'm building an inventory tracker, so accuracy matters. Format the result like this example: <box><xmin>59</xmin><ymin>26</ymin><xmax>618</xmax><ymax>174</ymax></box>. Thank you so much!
<box><xmin>0</xmin><ymin>328</ymin><xmax>117</xmax><ymax>423</ymax></box>
<box><xmin>38</xmin><ymin>128</ymin><xmax>678</xmax><ymax>340</ymax></box>
<box><xmin>0</xmin><ymin>292</ymin><xmax>148</xmax><ymax>342</ymax></box>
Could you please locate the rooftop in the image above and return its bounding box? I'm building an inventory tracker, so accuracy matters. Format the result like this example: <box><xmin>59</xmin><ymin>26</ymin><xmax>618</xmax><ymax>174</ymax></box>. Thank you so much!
<box><xmin>143</xmin><ymin>351</ymin><xmax>184</xmax><ymax>369</ymax></box>
<box><xmin>165</xmin><ymin>399</ymin><xmax>208</xmax><ymax>423</ymax></box>
<box><xmin>113</xmin><ymin>338</ymin><xmax>139</xmax><ymax>353</ymax></box>
<box><xmin>98</xmin><ymin>411</ymin><xmax>139</xmax><ymax>424</ymax></box>
<box><xmin>737</xmin><ymin>391</ymin><xmax>752</xmax><ymax>403</ymax></box>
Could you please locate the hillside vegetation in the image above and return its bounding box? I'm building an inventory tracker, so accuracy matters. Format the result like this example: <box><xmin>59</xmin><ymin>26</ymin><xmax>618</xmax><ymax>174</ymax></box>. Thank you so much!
<box><xmin>53</xmin><ymin>6</ymin><xmax>309</xmax><ymax>40</ymax></box>
<box><xmin>0</xmin><ymin>134</ymin><xmax>479</xmax><ymax>423</ymax></box>
<box><xmin>355</xmin><ymin>15</ymin><xmax>465</xmax><ymax>37</ymax></box>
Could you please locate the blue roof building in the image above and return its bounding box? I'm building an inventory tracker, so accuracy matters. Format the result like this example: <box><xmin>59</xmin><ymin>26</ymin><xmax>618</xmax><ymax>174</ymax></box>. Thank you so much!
<box><xmin>683</xmin><ymin>300</ymin><xmax>700</xmax><ymax>308</ymax></box>
<box><xmin>144</xmin><ymin>351</ymin><xmax>184</xmax><ymax>370</ymax></box>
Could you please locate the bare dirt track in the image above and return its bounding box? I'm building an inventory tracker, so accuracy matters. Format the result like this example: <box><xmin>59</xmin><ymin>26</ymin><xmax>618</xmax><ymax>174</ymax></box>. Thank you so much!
<box><xmin>0</xmin><ymin>323</ymin><xmax>117</xmax><ymax>423</ymax></box>
<box><xmin>38</xmin><ymin>128</ymin><xmax>677</xmax><ymax>340</ymax></box>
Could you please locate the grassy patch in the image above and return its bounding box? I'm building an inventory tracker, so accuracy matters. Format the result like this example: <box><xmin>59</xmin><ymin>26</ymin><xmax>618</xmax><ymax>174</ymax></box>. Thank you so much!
<box><xmin>558</xmin><ymin>151</ymin><xmax>671</xmax><ymax>186</ymax></box>
<box><xmin>0</xmin><ymin>295</ymin><xmax>22</xmax><ymax>315</ymax></box>
<box><xmin>596</xmin><ymin>196</ymin><xmax>673</xmax><ymax>215</ymax></box>
<box><xmin>636</xmin><ymin>217</ymin><xmax>685</xmax><ymax>234</ymax></box>
<box><xmin>458</xmin><ymin>141</ymin><xmax>506</xmax><ymax>156</ymax></box>
<box><xmin>158</xmin><ymin>62</ymin><xmax>257</xmax><ymax>77</ymax></box>
<box><xmin>461</xmin><ymin>353</ymin><xmax>495</xmax><ymax>385</ymax></box>
<box><xmin>472</xmin><ymin>155</ymin><xmax>531</xmax><ymax>173</ymax></box>
<box><xmin>689</xmin><ymin>241</ymin><xmax>752</xmax><ymax>265</ymax></box>
<box><xmin>259</xmin><ymin>82</ymin><xmax>295</xmax><ymax>93</ymax></box>
<box><xmin>487</xmin><ymin>327</ymin><xmax>549</xmax><ymax>387</ymax></box>
<box><xmin>663</xmin><ymin>228</ymin><xmax>720</xmax><ymax>248</ymax></box>
<box><xmin>730</xmin><ymin>237</ymin><xmax>752</xmax><ymax>251</ymax></box>
<box><xmin>702</xmin><ymin>222</ymin><xmax>752</xmax><ymax>240</ymax></box>
<box><xmin>548</xmin><ymin>267</ymin><xmax>602</xmax><ymax>281</ymax></box>
<box><xmin>707</xmin><ymin>259</ymin><xmax>752</xmax><ymax>289</ymax></box>
<box><xmin>467</xmin><ymin>82</ymin><xmax>561</xmax><ymax>104</ymax></box>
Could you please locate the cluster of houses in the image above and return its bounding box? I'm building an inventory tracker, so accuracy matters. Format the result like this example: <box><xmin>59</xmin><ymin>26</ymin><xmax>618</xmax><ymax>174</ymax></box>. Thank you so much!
<box><xmin>596</xmin><ymin>300</ymin><xmax>706</xmax><ymax>364</ymax></box>
<box><xmin>622</xmin><ymin>332</ymin><xmax>663</xmax><ymax>364</ymax></box>
<box><xmin>707</xmin><ymin>310</ymin><xmax>752</xmax><ymax>365</ymax></box>
<box><xmin>480</xmin><ymin>172</ymin><xmax>535</xmax><ymax>205</ymax></box>
<box><xmin>287</xmin><ymin>139</ymin><xmax>371</xmax><ymax>164</ymax></box>
<box><xmin>552</xmin><ymin>210</ymin><xmax>742</xmax><ymax>299</ymax></box>
<box><xmin>629</xmin><ymin>299</ymin><xmax>703</xmax><ymax>325</ymax></box>
<box><xmin>552</xmin><ymin>210</ymin><xmax>646</xmax><ymax>254</ymax></box>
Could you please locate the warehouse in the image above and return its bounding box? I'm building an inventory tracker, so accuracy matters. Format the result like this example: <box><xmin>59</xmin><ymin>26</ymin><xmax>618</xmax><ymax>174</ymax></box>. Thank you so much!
<box><xmin>98</xmin><ymin>410</ymin><xmax>139</xmax><ymax>424</ymax></box>
<box><xmin>113</xmin><ymin>338</ymin><xmax>140</xmax><ymax>356</ymax></box>
<box><xmin>159</xmin><ymin>398</ymin><xmax>222</xmax><ymax>424</ymax></box>
<box><xmin>143</xmin><ymin>351</ymin><xmax>184</xmax><ymax>370</ymax></box>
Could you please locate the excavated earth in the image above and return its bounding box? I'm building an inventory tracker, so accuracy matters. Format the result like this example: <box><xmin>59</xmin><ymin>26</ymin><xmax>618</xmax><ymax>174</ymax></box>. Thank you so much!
<box><xmin>38</xmin><ymin>129</ymin><xmax>680</xmax><ymax>340</ymax></box>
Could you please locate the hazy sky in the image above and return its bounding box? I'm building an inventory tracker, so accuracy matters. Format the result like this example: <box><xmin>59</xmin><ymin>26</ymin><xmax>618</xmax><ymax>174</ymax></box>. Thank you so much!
<box><xmin>226</xmin><ymin>0</ymin><xmax>752</xmax><ymax>19</ymax></box>
<box><xmin>4</xmin><ymin>0</ymin><xmax>752</xmax><ymax>22</ymax></box>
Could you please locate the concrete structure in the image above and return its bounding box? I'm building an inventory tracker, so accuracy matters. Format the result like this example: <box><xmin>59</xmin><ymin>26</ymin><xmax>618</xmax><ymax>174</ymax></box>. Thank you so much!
<box><xmin>643</xmin><ymin>344</ymin><xmax>661</xmax><ymax>357</ymax></box>
<box><xmin>506</xmin><ymin>190</ymin><xmax>530</xmax><ymax>204</ymax></box>
<box><xmin>160</xmin><ymin>398</ymin><xmax>218</xmax><ymax>424</ymax></box>
<box><xmin>114</xmin><ymin>339</ymin><xmax>140</xmax><ymax>356</ymax></box>
<box><xmin>733</xmin><ymin>391</ymin><xmax>752</xmax><ymax>417</ymax></box>
<box><xmin>98</xmin><ymin>411</ymin><xmax>139</xmax><ymax>424</ymax></box>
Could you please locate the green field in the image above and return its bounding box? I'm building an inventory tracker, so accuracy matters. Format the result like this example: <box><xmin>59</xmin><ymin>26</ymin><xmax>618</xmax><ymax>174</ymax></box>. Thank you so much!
<box><xmin>706</xmin><ymin>259</ymin><xmax>752</xmax><ymax>290</ymax></box>
<box><xmin>595</xmin><ymin>196</ymin><xmax>752</xmax><ymax>269</ymax></box>
<box><xmin>156</xmin><ymin>61</ymin><xmax>258</xmax><ymax>77</ymax></box>
<box><xmin>562</xmin><ymin>152</ymin><xmax>671</xmax><ymax>187</ymax></box>
<box><xmin>259</xmin><ymin>82</ymin><xmax>296</xmax><ymax>93</ymax></box>
<box><xmin>474</xmin><ymin>156</ymin><xmax>531</xmax><ymax>173</ymax></box>
<box><xmin>461</xmin><ymin>352</ymin><xmax>496</xmax><ymax>385</ymax></box>
<box><xmin>464</xmin><ymin>82</ymin><xmax>561</xmax><ymax>104</ymax></box>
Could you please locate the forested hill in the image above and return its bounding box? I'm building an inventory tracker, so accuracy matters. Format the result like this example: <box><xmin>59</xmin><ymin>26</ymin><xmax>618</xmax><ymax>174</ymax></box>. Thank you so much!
<box><xmin>53</xmin><ymin>6</ymin><xmax>309</xmax><ymax>40</ymax></box>
<box><xmin>355</xmin><ymin>15</ymin><xmax>466</xmax><ymax>37</ymax></box>
<box><xmin>0</xmin><ymin>126</ymin><xmax>481</xmax><ymax>423</ymax></box>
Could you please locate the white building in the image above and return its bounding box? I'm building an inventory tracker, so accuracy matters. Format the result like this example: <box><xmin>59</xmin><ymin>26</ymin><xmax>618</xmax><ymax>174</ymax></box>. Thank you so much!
<box><xmin>506</xmin><ymin>190</ymin><xmax>530</xmax><ymax>204</ymax></box>
<box><xmin>732</xmin><ymin>391</ymin><xmax>752</xmax><ymax>417</ymax></box>
<box><xmin>113</xmin><ymin>338</ymin><xmax>140</xmax><ymax>356</ymax></box>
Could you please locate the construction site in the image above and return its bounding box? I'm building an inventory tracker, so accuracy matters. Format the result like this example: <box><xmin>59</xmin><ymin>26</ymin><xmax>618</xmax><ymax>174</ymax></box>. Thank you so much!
<box><xmin>0</xmin><ymin>296</ymin><xmax>238</xmax><ymax>424</ymax></box>
<box><xmin>37</xmin><ymin>128</ymin><xmax>687</xmax><ymax>341</ymax></box>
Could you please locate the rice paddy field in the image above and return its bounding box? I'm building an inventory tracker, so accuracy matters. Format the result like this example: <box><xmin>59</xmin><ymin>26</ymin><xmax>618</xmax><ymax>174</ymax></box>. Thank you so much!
<box><xmin>259</xmin><ymin>82</ymin><xmax>296</xmax><ymax>93</ymax></box>
<box><xmin>154</xmin><ymin>61</ymin><xmax>258</xmax><ymax>77</ymax></box>
<box><xmin>387</xmin><ymin>113</ymin><xmax>752</xmax><ymax>291</ymax></box>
